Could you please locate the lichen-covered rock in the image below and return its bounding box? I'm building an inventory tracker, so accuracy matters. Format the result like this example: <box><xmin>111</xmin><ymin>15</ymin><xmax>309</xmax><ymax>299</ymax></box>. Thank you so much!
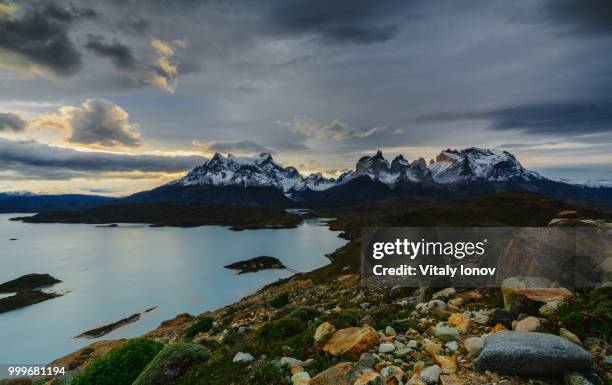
<box><xmin>448</xmin><ymin>313</ymin><xmax>470</xmax><ymax>334</ymax></box>
<box><xmin>501</xmin><ymin>276</ymin><xmax>553</xmax><ymax>314</ymax></box>
<box><xmin>475</xmin><ymin>332</ymin><xmax>593</xmax><ymax>375</ymax></box>
<box><xmin>423</xmin><ymin>340</ymin><xmax>443</xmax><ymax>355</ymax></box>
<box><xmin>433</xmin><ymin>355</ymin><xmax>457</xmax><ymax>374</ymax></box>
<box><xmin>380</xmin><ymin>365</ymin><xmax>405</xmax><ymax>385</ymax></box>
<box><xmin>323</xmin><ymin>326</ymin><xmax>380</xmax><ymax>358</ymax></box>
<box><xmin>314</xmin><ymin>322</ymin><xmax>336</xmax><ymax>346</ymax></box>
<box><xmin>354</xmin><ymin>371</ymin><xmax>385</xmax><ymax>385</ymax></box>
<box><xmin>309</xmin><ymin>362</ymin><xmax>354</xmax><ymax>385</ymax></box>
<box><xmin>420</xmin><ymin>365</ymin><xmax>441</xmax><ymax>384</ymax></box>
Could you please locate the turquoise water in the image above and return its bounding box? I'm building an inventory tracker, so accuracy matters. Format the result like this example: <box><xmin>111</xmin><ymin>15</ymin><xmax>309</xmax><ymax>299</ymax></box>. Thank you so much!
<box><xmin>0</xmin><ymin>214</ymin><xmax>346</xmax><ymax>366</ymax></box>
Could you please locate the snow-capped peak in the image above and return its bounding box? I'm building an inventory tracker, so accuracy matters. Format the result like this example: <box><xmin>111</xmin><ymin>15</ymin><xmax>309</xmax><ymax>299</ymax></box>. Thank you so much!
<box><xmin>172</xmin><ymin>147</ymin><xmax>559</xmax><ymax>199</ymax></box>
<box><xmin>180</xmin><ymin>152</ymin><xmax>306</xmax><ymax>193</ymax></box>
<box><xmin>304</xmin><ymin>173</ymin><xmax>336</xmax><ymax>191</ymax></box>
<box><xmin>428</xmin><ymin>147</ymin><xmax>531</xmax><ymax>184</ymax></box>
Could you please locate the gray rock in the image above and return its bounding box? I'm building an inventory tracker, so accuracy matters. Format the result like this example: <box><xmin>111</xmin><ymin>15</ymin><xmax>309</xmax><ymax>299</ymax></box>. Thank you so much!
<box><xmin>420</xmin><ymin>365</ymin><xmax>441</xmax><ymax>384</ymax></box>
<box><xmin>358</xmin><ymin>353</ymin><xmax>380</xmax><ymax>368</ymax></box>
<box><xmin>233</xmin><ymin>352</ymin><xmax>255</xmax><ymax>363</ymax></box>
<box><xmin>475</xmin><ymin>332</ymin><xmax>593</xmax><ymax>375</ymax></box>
<box><xmin>445</xmin><ymin>341</ymin><xmax>458</xmax><ymax>352</ymax></box>
<box><xmin>280</xmin><ymin>357</ymin><xmax>303</xmax><ymax>367</ymax></box>
<box><xmin>463</xmin><ymin>336</ymin><xmax>484</xmax><ymax>357</ymax></box>
<box><xmin>564</xmin><ymin>372</ymin><xmax>594</xmax><ymax>385</ymax></box>
<box><xmin>432</xmin><ymin>326</ymin><xmax>460</xmax><ymax>342</ymax></box>
<box><xmin>393</xmin><ymin>347</ymin><xmax>412</xmax><ymax>357</ymax></box>
<box><xmin>379</xmin><ymin>343</ymin><xmax>395</xmax><ymax>353</ymax></box>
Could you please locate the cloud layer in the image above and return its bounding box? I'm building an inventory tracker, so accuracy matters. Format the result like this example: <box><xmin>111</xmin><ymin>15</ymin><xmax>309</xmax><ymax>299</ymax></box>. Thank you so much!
<box><xmin>0</xmin><ymin>112</ymin><xmax>26</xmax><ymax>131</ymax></box>
<box><xmin>0</xmin><ymin>138</ymin><xmax>205</xmax><ymax>179</ymax></box>
<box><xmin>31</xmin><ymin>99</ymin><xmax>142</xmax><ymax>148</ymax></box>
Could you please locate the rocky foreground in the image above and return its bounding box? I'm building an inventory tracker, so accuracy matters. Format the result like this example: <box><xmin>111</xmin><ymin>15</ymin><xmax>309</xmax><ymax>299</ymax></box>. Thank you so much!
<box><xmin>35</xmin><ymin>274</ymin><xmax>611</xmax><ymax>385</ymax></box>
<box><xmin>3</xmin><ymin>193</ymin><xmax>611</xmax><ymax>385</ymax></box>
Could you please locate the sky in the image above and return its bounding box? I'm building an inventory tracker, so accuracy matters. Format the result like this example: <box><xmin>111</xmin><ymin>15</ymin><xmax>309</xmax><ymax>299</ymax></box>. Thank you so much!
<box><xmin>0</xmin><ymin>0</ymin><xmax>611</xmax><ymax>195</ymax></box>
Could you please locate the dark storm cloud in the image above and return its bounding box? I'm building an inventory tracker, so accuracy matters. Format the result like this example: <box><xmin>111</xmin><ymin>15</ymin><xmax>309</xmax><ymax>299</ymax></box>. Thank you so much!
<box><xmin>541</xmin><ymin>0</ymin><xmax>612</xmax><ymax>37</ymax></box>
<box><xmin>202</xmin><ymin>140</ymin><xmax>276</xmax><ymax>154</ymax></box>
<box><xmin>0</xmin><ymin>2</ymin><xmax>95</xmax><ymax>76</ymax></box>
<box><xmin>84</xmin><ymin>34</ymin><xmax>136</xmax><ymax>68</ymax></box>
<box><xmin>0</xmin><ymin>113</ymin><xmax>26</xmax><ymax>131</ymax></box>
<box><xmin>0</xmin><ymin>138</ymin><xmax>205</xmax><ymax>177</ymax></box>
<box><xmin>265</xmin><ymin>0</ymin><xmax>410</xmax><ymax>44</ymax></box>
<box><xmin>420</xmin><ymin>101</ymin><xmax>612</xmax><ymax>135</ymax></box>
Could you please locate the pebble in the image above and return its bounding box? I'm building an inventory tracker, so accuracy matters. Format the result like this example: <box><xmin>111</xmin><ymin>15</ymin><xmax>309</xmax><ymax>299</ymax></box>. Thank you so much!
<box><xmin>563</xmin><ymin>372</ymin><xmax>594</xmax><ymax>385</ymax></box>
<box><xmin>445</xmin><ymin>341</ymin><xmax>458</xmax><ymax>352</ymax></box>
<box><xmin>291</xmin><ymin>371</ymin><xmax>311</xmax><ymax>385</ymax></box>
<box><xmin>538</xmin><ymin>300</ymin><xmax>561</xmax><ymax>316</ymax></box>
<box><xmin>379</xmin><ymin>343</ymin><xmax>395</xmax><ymax>353</ymax></box>
<box><xmin>432</xmin><ymin>326</ymin><xmax>460</xmax><ymax>342</ymax></box>
<box><xmin>280</xmin><ymin>357</ymin><xmax>303</xmax><ymax>367</ymax></box>
<box><xmin>559</xmin><ymin>328</ymin><xmax>582</xmax><ymax>346</ymax></box>
<box><xmin>385</xmin><ymin>326</ymin><xmax>397</xmax><ymax>336</ymax></box>
<box><xmin>432</xmin><ymin>288</ymin><xmax>456</xmax><ymax>300</ymax></box>
<box><xmin>463</xmin><ymin>336</ymin><xmax>484</xmax><ymax>357</ymax></box>
<box><xmin>423</xmin><ymin>341</ymin><xmax>443</xmax><ymax>355</ymax></box>
<box><xmin>514</xmin><ymin>316</ymin><xmax>540</xmax><ymax>332</ymax></box>
<box><xmin>393</xmin><ymin>347</ymin><xmax>413</xmax><ymax>357</ymax></box>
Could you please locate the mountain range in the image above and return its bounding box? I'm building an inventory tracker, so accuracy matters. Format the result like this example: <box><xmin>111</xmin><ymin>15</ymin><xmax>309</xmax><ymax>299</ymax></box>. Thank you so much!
<box><xmin>125</xmin><ymin>148</ymin><xmax>612</xmax><ymax>208</ymax></box>
<box><xmin>2</xmin><ymin>148</ymin><xmax>611</xmax><ymax>212</ymax></box>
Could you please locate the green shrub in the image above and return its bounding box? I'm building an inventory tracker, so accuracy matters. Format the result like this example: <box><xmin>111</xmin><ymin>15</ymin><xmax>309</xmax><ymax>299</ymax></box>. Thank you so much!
<box><xmin>247</xmin><ymin>361</ymin><xmax>286</xmax><ymax>385</ymax></box>
<box><xmin>256</xmin><ymin>317</ymin><xmax>303</xmax><ymax>340</ymax></box>
<box><xmin>555</xmin><ymin>288</ymin><xmax>611</xmax><ymax>338</ymax></box>
<box><xmin>333</xmin><ymin>309</ymin><xmax>363</xmax><ymax>329</ymax></box>
<box><xmin>133</xmin><ymin>342</ymin><xmax>210</xmax><ymax>385</ymax></box>
<box><xmin>185</xmin><ymin>317</ymin><xmax>214</xmax><ymax>338</ymax></box>
<box><xmin>70</xmin><ymin>338</ymin><xmax>163</xmax><ymax>385</ymax></box>
<box><xmin>288</xmin><ymin>307</ymin><xmax>321</xmax><ymax>321</ymax></box>
<box><xmin>268</xmin><ymin>292</ymin><xmax>289</xmax><ymax>309</ymax></box>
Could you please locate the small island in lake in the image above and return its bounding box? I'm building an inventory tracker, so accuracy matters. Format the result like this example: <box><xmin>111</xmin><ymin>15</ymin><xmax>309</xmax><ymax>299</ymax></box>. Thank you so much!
<box><xmin>75</xmin><ymin>306</ymin><xmax>158</xmax><ymax>338</ymax></box>
<box><xmin>224</xmin><ymin>256</ymin><xmax>286</xmax><ymax>274</ymax></box>
<box><xmin>0</xmin><ymin>273</ymin><xmax>63</xmax><ymax>314</ymax></box>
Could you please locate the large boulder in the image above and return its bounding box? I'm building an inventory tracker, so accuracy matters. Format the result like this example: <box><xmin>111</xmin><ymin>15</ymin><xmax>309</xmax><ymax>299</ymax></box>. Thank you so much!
<box><xmin>501</xmin><ymin>276</ymin><xmax>552</xmax><ymax>313</ymax></box>
<box><xmin>322</xmin><ymin>326</ymin><xmax>380</xmax><ymax>358</ymax></box>
<box><xmin>475</xmin><ymin>332</ymin><xmax>593</xmax><ymax>375</ymax></box>
<box><xmin>132</xmin><ymin>342</ymin><xmax>210</xmax><ymax>385</ymax></box>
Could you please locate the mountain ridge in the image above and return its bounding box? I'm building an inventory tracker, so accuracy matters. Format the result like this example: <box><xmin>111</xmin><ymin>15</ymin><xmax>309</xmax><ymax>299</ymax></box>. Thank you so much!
<box><xmin>2</xmin><ymin>148</ymin><xmax>612</xmax><ymax>211</ymax></box>
<box><xmin>123</xmin><ymin>147</ymin><xmax>612</xmax><ymax>207</ymax></box>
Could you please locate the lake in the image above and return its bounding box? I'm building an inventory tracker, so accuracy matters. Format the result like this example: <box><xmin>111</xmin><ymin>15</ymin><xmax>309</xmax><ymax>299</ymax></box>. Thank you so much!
<box><xmin>0</xmin><ymin>214</ymin><xmax>346</xmax><ymax>367</ymax></box>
